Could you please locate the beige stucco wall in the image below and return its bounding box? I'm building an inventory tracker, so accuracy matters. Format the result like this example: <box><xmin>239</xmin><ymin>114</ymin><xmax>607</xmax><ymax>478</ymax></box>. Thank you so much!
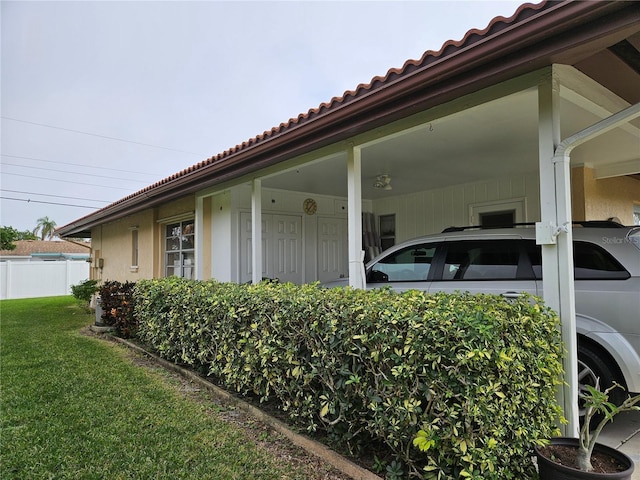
<box><xmin>572</xmin><ymin>166</ymin><xmax>640</xmax><ymax>224</ymax></box>
<box><xmin>90</xmin><ymin>194</ymin><xmax>196</xmax><ymax>283</ymax></box>
<box><xmin>90</xmin><ymin>210</ymin><xmax>155</xmax><ymax>282</ymax></box>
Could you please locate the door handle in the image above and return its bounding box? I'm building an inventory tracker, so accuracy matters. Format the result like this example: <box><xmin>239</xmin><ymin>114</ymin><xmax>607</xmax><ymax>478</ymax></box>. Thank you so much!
<box><xmin>501</xmin><ymin>291</ymin><xmax>523</xmax><ymax>298</ymax></box>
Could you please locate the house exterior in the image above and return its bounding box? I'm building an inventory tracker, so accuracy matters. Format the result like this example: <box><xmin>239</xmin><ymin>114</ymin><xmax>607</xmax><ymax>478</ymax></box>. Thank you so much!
<box><xmin>57</xmin><ymin>0</ymin><xmax>640</xmax><ymax>434</ymax></box>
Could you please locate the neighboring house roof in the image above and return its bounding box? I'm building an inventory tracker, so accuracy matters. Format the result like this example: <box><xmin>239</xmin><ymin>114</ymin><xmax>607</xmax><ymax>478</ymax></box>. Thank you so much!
<box><xmin>57</xmin><ymin>0</ymin><xmax>640</xmax><ymax>238</ymax></box>
<box><xmin>0</xmin><ymin>240</ymin><xmax>91</xmax><ymax>258</ymax></box>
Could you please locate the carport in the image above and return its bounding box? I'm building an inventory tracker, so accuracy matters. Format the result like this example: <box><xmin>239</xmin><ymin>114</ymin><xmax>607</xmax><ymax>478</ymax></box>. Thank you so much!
<box><xmin>243</xmin><ymin>3</ymin><xmax>640</xmax><ymax>435</ymax></box>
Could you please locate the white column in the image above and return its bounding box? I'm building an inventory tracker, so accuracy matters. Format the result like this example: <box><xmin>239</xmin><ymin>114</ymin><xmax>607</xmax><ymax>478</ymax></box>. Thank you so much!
<box><xmin>251</xmin><ymin>179</ymin><xmax>263</xmax><ymax>284</ymax></box>
<box><xmin>538</xmin><ymin>70</ymin><xmax>578</xmax><ymax>436</ymax></box>
<box><xmin>347</xmin><ymin>145</ymin><xmax>365</xmax><ymax>289</ymax></box>
<box><xmin>195</xmin><ymin>195</ymin><xmax>204</xmax><ymax>280</ymax></box>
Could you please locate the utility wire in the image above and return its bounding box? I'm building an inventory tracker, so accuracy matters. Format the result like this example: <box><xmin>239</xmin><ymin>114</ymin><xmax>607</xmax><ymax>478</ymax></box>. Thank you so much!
<box><xmin>2</xmin><ymin>116</ymin><xmax>206</xmax><ymax>157</ymax></box>
<box><xmin>2</xmin><ymin>161</ymin><xmax>149</xmax><ymax>183</ymax></box>
<box><xmin>1</xmin><ymin>196</ymin><xmax>102</xmax><ymax>209</ymax></box>
<box><xmin>1</xmin><ymin>172</ymin><xmax>141</xmax><ymax>191</ymax></box>
<box><xmin>0</xmin><ymin>189</ymin><xmax>111</xmax><ymax>204</ymax></box>
<box><xmin>1</xmin><ymin>153</ymin><xmax>161</xmax><ymax>177</ymax></box>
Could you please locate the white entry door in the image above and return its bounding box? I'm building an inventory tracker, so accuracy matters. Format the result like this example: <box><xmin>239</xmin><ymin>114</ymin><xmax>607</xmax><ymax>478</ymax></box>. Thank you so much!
<box><xmin>240</xmin><ymin>213</ymin><xmax>302</xmax><ymax>284</ymax></box>
<box><xmin>317</xmin><ymin>217</ymin><xmax>348</xmax><ymax>284</ymax></box>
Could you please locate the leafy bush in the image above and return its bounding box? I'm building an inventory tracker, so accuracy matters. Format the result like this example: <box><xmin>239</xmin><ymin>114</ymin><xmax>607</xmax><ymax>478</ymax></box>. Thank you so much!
<box><xmin>134</xmin><ymin>278</ymin><xmax>563</xmax><ymax>479</ymax></box>
<box><xmin>70</xmin><ymin>279</ymin><xmax>99</xmax><ymax>305</ymax></box>
<box><xmin>99</xmin><ymin>280</ymin><xmax>137</xmax><ymax>338</ymax></box>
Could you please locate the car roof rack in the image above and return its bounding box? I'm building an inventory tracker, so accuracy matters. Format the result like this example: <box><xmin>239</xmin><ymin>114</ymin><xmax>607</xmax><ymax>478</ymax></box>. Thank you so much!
<box><xmin>441</xmin><ymin>220</ymin><xmax>626</xmax><ymax>233</ymax></box>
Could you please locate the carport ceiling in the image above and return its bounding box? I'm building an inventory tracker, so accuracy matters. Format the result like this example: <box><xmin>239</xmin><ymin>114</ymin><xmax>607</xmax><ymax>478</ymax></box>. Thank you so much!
<box><xmin>262</xmin><ymin>85</ymin><xmax>640</xmax><ymax>200</ymax></box>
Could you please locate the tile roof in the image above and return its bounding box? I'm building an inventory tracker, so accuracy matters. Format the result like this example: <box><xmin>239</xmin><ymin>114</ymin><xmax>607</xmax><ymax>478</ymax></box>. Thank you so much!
<box><xmin>0</xmin><ymin>240</ymin><xmax>91</xmax><ymax>257</ymax></box>
<box><xmin>115</xmin><ymin>1</ymin><xmax>550</xmax><ymax>204</ymax></box>
<box><xmin>57</xmin><ymin>0</ymin><xmax>640</xmax><ymax>237</ymax></box>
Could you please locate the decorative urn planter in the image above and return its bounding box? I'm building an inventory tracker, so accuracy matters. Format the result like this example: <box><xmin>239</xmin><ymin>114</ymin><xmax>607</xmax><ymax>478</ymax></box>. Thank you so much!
<box><xmin>535</xmin><ymin>437</ymin><xmax>635</xmax><ymax>480</ymax></box>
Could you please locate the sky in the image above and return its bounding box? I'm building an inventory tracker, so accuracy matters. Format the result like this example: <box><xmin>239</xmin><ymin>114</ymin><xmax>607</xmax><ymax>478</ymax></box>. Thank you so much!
<box><xmin>1</xmin><ymin>0</ymin><xmax>525</xmax><ymax>235</ymax></box>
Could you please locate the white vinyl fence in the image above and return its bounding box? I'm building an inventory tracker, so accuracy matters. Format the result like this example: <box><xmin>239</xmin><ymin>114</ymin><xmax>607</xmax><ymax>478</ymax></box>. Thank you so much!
<box><xmin>0</xmin><ymin>260</ymin><xmax>90</xmax><ymax>300</ymax></box>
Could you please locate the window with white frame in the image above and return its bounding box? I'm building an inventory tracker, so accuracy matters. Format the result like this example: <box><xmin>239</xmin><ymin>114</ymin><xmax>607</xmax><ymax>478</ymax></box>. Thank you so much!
<box><xmin>164</xmin><ymin>220</ymin><xmax>195</xmax><ymax>279</ymax></box>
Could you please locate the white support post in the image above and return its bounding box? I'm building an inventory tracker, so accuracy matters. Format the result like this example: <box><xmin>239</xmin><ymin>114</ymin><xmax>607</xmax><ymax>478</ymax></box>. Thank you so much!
<box><xmin>195</xmin><ymin>195</ymin><xmax>204</xmax><ymax>280</ymax></box>
<box><xmin>347</xmin><ymin>144</ymin><xmax>365</xmax><ymax>289</ymax></box>
<box><xmin>538</xmin><ymin>71</ymin><xmax>579</xmax><ymax>437</ymax></box>
<box><xmin>251</xmin><ymin>179</ymin><xmax>263</xmax><ymax>284</ymax></box>
<box><xmin>539</xmin><ymin>78</ymin><xmax>640</xmax><ymax>437</ymax></box>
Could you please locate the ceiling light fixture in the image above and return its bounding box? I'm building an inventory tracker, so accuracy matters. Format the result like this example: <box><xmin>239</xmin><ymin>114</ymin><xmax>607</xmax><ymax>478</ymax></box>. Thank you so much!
<box><xmin>373</xmin><ymin>174</ymin><xmax>392</xmax><ymax>190</ymax></box>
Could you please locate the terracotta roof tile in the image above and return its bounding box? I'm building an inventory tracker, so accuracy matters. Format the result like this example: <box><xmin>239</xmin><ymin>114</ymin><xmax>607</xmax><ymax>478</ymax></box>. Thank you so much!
<box><xmin>0</xmin><ymin>240</ymin><xmax>91</xmax><ymax>257</ymax></box>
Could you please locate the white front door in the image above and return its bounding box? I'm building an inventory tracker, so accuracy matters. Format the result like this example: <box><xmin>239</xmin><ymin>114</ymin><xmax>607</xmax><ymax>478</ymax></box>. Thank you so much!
<box><xmin>317</xmin><ymin>217</ymin><xmax>348</xmax><ymax>284</ymax></box>
<box><xmin>272</xmin><ymin>214</ymin><xmax>302</xmax><ymax>284</ymax></box>
<box><xmin>240</xmin><ymin>212</ymin><xmax>302</xmax><ymax>284</ymax></box>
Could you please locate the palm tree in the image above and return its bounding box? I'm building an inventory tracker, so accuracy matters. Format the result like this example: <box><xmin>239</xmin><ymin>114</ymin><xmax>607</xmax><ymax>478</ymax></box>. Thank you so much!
<box><xmin>33</xmin><ymin>216</ymin><xmax>57</xmax><ymax>240</ymax></box>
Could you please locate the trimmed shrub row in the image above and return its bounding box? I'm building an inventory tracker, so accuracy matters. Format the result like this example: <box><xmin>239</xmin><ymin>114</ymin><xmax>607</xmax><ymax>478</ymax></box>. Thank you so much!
<box><xmin>133</xmin><ymin>277</ymin><xmax>563</xmax><ymax>479</ymax></box>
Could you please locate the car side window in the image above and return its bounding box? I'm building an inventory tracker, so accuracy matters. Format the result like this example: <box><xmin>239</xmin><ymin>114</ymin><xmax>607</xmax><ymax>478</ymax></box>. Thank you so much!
<box><xmin>369</xmin><ymin>245</ymin><xmax>437</xmax><ymax>282</ymax></box>
<box><xmin>442</xmin><ymin>240</ymin><xmax>522</xmax><ymax>280</ymax></box>
<box><xmin>527</xmin><ymin>241</ymin><xmax>630</xmax><ymax>280</ymax></box>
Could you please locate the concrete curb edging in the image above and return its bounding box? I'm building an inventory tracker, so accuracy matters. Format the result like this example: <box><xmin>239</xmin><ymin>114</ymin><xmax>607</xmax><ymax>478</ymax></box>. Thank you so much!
<box><xmin>107</xmin><ymin>335</ymin><xmax>382</xmax><ymax>480</ymax></box>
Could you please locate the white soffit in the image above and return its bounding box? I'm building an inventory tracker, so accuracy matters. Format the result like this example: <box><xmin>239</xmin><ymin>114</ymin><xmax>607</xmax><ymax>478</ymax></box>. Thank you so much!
<box><xmin>594</xmin><ymin>159</ymin><xmax>640</xmax><ymax>179</ymax></box>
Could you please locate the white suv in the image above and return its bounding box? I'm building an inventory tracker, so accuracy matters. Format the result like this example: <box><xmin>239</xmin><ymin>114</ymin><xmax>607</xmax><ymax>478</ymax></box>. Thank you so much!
<box><xmin>328</xmin><ymin>222</ymin><xmax>640</xmax><ymax>403</ymax></box>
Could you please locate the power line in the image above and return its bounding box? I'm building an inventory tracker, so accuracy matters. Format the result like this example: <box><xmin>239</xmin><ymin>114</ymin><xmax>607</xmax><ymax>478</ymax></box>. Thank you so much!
<box><xmin>1</xmin><ymin>196</ymin><xmax>102</xmax><ymax>209</ymax></box>
<box><xmin>1</xmin><ymin>172</ymin><xmax>141</xmax><ymax>191</ymax></box>
<box><xmin>1</xmin><ymin>153</ymin><xmax>161</xmax><ymax>177</ymax></box>
<box><xmin>0</xmin><ymin>189</ymin><xmax>111</xmax><ymax>204</ymax></box>
<box><xmin>2</xmin><ymin>161</ymin><xmax>149</xmax><ymax>183</ymax></box>
<box><xmin>2</xmin><ymin>116</ymin><xmax>206</xmax><ymax>157</ymax></box>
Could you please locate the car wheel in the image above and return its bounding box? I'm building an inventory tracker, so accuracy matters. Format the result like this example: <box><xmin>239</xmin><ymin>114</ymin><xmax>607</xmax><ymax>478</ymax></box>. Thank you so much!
<box><xmin>577</xmin><ymin>343</ymin><xmax>625</xmax><ymax>422</ymax></box>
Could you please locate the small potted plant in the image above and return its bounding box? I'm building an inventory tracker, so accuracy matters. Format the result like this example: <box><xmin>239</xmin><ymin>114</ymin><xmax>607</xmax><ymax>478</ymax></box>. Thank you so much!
<box><xmin>535</xmin><ymin>380</ymin><xmax>639</xmax><ymax>479</ymax></box>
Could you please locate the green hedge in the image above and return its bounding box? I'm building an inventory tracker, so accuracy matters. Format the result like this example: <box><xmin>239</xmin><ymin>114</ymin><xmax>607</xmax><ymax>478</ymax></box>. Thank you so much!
<box><xmin>134</xmin><ymin>277</ymin><xmax>563</xmax><ymax>479</ymax></box>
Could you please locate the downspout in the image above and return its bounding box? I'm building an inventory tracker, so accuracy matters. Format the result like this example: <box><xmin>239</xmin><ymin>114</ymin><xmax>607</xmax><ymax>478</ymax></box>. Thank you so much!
<box><xmin>556</xmin><ymin>103</ymin><xmax>640</xmax><ymax>159</ymax></box>
<box><xmin>540</xmin><ymin>102</ymin><xmax>640</xmax><ymax>436</ymax></box>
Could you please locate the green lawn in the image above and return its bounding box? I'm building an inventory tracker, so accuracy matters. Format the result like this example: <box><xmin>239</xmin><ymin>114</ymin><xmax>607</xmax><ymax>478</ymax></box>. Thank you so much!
<box><xmin>0</xmin><ymin>297</ymin><xmax>321</xmax><ymax>479</ymax></box>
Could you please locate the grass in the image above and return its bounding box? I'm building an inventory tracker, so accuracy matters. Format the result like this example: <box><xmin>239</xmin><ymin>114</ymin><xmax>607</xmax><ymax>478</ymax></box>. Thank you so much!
<box><xmin>0</xmin><ymin>296</ymin><xmax>319</xmax><ymax>479</ymax></box>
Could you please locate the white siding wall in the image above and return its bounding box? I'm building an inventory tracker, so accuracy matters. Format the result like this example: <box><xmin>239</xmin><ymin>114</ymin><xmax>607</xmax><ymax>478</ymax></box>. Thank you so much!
<box><xmin>0</xmin><ymin>261</ymin><xmax>89</xmax><ymax>300</ymax></box>
<box><xmin>232</xmin><ymin>185</ymin><xmax>373</xmax><ymax>283</ymax></box>
<box><xmin>373</xmin><ymin>173</ymin><xmax>540</xmax><ymax>243</ymax></box>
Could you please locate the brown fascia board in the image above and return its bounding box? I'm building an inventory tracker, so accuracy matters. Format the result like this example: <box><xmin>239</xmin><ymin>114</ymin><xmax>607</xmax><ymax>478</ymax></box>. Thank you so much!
<box><xmin>58</xmin><ymin>1</ymin><xmax>639</xmax><ymax>238</ymax></box>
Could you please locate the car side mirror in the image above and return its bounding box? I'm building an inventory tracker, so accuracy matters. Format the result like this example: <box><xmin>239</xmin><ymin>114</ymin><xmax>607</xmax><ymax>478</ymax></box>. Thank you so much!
<box><xmin>369</xmin><ymin>270</ymin><xmax>389</xmax><ymax>283</ymax></box>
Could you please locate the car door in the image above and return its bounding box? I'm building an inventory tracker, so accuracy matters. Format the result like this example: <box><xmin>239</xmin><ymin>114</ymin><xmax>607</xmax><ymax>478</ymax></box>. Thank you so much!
<box><xmin>429</xmin><ymin>239</ymin><xmax>538</xmax><ymax>298</ymax></box>
<box><xmin>366</xmin><ymin>243</ymin><xmax>437</xmax><ymax>292</ymax></box>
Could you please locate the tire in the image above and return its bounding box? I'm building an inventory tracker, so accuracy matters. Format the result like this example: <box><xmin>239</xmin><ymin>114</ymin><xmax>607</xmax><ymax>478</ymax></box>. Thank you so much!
<box><xmin>577</xmin><ymin>342</ymin><xmax>625</xmax><ymax>424</ymax></box>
